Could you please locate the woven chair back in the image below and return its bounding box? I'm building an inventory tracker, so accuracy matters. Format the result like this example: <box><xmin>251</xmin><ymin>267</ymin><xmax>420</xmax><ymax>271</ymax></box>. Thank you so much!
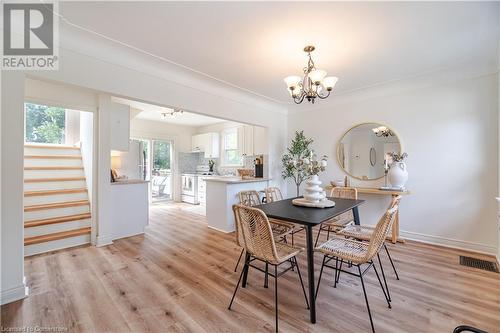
<box><xmin>238</xmin><ymin>190</ymin><xmax>261</xmax><ymax>207</ymax></box>
<box><xmin>265</xmin><ymin>187</ymin><xmax>283</xmax><ymax>203</ymax></box>
<box><xmin>329</xmin><ymin>187</ymin><xmax>358</xmax><ymax>220</ymax></box>
<box><xmin>364</xmin><ymin>199</ymin><xmax>401</xmax><ymax>261</ymax></box>
<box><xmin>232</xmin><ymin>204</ymin><xmax>278</xmax><ymax>262</ymax></box>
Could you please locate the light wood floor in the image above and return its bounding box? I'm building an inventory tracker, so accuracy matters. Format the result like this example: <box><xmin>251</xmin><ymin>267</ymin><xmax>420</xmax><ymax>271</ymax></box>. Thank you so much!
<box><xmin>2</xmin><ymin>203</ymin><xmax>500</xmax><ymax>332</ymax></box>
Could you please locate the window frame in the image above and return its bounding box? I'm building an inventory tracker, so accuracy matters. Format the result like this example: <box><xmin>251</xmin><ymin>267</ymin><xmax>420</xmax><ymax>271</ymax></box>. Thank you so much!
<box><xmin>221</xmin><ymin>127</ymin><xmax>243</xmax><ymax>167</ymax></box>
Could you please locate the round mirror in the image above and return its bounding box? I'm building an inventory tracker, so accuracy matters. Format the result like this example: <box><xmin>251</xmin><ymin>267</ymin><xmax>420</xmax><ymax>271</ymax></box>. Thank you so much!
<box><xmin>337</xmin><ymin>123</ymin><xmax>402</xmax><ymax>180</ymax></box>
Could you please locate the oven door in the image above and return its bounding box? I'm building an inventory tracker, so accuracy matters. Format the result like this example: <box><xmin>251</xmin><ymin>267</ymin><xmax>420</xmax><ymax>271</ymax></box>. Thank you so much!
<box><xmin>181</xmin><ymin>175</ymin><xmax>195</xmax><ymax>196</ymax></box>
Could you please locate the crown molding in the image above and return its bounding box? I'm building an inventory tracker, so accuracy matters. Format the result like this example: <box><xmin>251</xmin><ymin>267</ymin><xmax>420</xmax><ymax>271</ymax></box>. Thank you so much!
<box><xmin>57</xmin><ymin>22</ymin><xmax>288</xmax><ymax>115</ymax></box>
<box><xmin>288</xmin><ymin>61</ymin><xmax>499</xmax><ymax>114</ymax></box>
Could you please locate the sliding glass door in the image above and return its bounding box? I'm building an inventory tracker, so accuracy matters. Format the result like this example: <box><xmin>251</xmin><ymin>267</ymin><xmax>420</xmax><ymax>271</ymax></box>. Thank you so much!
<box><xmin>151</xmin><ymin>140</ymin><xmax>173</xmax><ymax>202</ymax></box>
<box><xmin>134</xmin><ymin>138</ymin><xmax>173</xmax><ymax>203</ymax></box>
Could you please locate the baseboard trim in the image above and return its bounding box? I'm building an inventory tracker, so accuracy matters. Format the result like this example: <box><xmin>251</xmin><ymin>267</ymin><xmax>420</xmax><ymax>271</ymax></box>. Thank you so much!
<box><xmin>207</xmin><ymin>225</ymin><xmax>233</xmax><ymax>234</ymax></box>
<box><xmin>95</xmin><ymin>235</ymin><xmax>114</xmax><ymax>247</ymax></box>
<box><xmin>1</xmin><ymin>279</ymin><xmax>29</xmax><ymax>305</ymax></box>
<box><xmin>400</xmin><ymin>230</ymin><xmax>497</xmax><ymax>256</ymax></box>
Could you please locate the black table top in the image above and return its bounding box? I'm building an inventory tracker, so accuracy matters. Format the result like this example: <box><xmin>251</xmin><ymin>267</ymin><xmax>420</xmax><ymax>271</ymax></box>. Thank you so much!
<box><xmin>255</xmin><ymin>197</ymin><xmax>365</xmax><ymax>226</ymax></box>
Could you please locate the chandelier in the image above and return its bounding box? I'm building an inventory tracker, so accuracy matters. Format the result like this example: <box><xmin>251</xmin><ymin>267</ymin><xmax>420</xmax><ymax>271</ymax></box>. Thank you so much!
<box><xmin>162</xmin><ymin>108</ymin><xmax>183</xmax><ymax>117</ymax></box>
<box><xmin>372</xmin><ymin>126</ymin><xmax>394</xmax><ymax>137</ymax></box>
<box><xmin>284</xmin><ymin>45</ymin><xmax>338</xmax><ymax>104</ymax></box>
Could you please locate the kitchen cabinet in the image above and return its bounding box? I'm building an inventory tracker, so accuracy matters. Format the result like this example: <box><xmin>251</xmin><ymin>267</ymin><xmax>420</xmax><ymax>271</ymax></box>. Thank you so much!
<box><xmin>239</xmin><ymin>125</ymin><xmax>268</xmax><ymax>156</ymax></box>
<box><xmin>191</xmin><ymin>132</ymin><xmax>220</xmax><ymax>158</ymax></box>
<box><xmin>110</xmin><ymin>103</ymin><xmax>130</xmax><ymax>151</ymax></box>
<box><xmin>253</xmin><ymin>126</ymin><xmax>268</xmax><ymax>155</ymax></box>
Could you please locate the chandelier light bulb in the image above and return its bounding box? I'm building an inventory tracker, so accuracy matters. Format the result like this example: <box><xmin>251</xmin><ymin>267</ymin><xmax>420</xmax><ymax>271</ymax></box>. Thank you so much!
<box><xmin>323</xmin><ymin>76</ymin><xmax>338</xmax><ymax>90</ymax></box>
<box><xmin>284</xmin><ymin>75</ymin><xmax>302</xmax><ymax>89</ymax></box>
<box><xmin>308</xmin><ymin>69</ymin><xmax>327</xmax><ymax>85</ymax></box>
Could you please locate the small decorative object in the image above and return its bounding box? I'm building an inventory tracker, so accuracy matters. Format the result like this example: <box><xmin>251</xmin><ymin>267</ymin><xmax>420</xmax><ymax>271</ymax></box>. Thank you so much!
<box><xmin>283</xmin><ymin>45</ymin><xmax>338</xmax><ymax>104</ymax></box>
<box><xmin>369</xmin><ymin>147</ymin><xmax>376</xmax><ymax>166</ymax></box>
<box><xmin>387</xmin><ymin>152</ymin><xmax>408</xmax><ymax>190</ymax></box>
<box><xmin>292</xmin><ymin>152</ymin><xmax>335</xmax><ymax>208</ymax></box>
<box><xmin>161</xmin><ymin>108</ymin><xmax>183</xmax><ymax>117</ymax></box>
<box><xmin>208</xmin><ymin>159</ymin><xmax>215</xmax><ymax>173</ymax></box>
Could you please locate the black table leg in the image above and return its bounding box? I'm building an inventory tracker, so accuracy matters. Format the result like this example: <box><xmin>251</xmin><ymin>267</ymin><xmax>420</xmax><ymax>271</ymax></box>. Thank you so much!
<box><xmin>241</xmin><ymin>253</ymin><xmax>251</xmax><ymax>288</ymax></box>
<box><xmin>305</xmin><ymin>225</ymin><xmax>316</xmax><ymax>323</ymax></box>
<box><xmin>353</xmin><ymin>206</ymin><xmax>361</xmax><ymax>225</ymax></box>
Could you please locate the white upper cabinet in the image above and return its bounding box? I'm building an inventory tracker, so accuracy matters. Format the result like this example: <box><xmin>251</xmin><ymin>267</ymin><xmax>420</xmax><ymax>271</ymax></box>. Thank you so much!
<box><xmin>239</xmin><ymin>125</ymin><xmax>268</xmax><ymax>156</ymax></box>
<box><xmin>191</xmin><ymin>132</ymin><xmax>220</xmax><ymax>158</ymax></box>
<box><xmin>110</xmin><ymin>103</ymin><xmax>130</xmax><ymax>151</ymax></box>
<box><xmin>253</xmin><ymin>126</ymin><xmax>268</xmax><ymax>155</ymax></box>
<box><xmin>242</xmin><ymin>125</ymin><xmax>254</xmax><ymax>156</ymax></box>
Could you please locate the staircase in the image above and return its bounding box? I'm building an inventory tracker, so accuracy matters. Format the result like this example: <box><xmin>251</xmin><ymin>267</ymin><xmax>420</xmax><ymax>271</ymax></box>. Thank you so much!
<box><xmin>24</xmin><ymin>144</ymin><xmax>91</xmax><ymax>256</ymax></box>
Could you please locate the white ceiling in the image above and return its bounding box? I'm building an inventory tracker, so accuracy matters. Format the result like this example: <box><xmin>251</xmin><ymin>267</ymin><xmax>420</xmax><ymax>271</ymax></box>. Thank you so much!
<box><xmin>113</xmin><ymin>97</ymin><xmax>226</xmax><ymax>127</ymax></box>
<box><xmin>61</xmin><ymin>2</ymin><xmax>499</xmax><ymax>104</ymax></box>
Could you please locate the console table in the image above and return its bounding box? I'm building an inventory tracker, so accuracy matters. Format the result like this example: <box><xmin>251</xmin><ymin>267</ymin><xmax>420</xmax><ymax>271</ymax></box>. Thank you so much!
<box><xmin>325</xmin><ymin>186</ymin><xmax>410</xmax><ymax>243</ymax></box>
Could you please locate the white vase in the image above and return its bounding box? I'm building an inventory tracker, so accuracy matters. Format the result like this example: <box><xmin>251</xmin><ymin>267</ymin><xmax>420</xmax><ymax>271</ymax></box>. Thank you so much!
<box><xmin>388</xmin><ymin>162</ymin><xmax>408</xmax><ymax>189</ymax></box>
<box><xmin>304</xmin><ymin>175</ymin><xmax>326</xmax><ymax>203</ymax></box>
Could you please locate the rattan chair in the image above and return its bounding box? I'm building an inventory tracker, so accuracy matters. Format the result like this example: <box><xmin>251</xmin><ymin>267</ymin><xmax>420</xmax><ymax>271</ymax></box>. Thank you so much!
<box><xmin>233</xmin><ymin>190</ymin><xmax>295</xmax><ymax>273</ymax></box>
<box><xmin>314</xmin><ymin>202</ymin><xmax>399</xmax><ymax>333</ymax></box>
<box><xmin>337</xmin><ymin>195</ymin><xmax>402</xmax><ymax>285</ymax></box>
<box><xmin>265</xmin><ymin>187</ymin><xmax>305</xmax><ymax>246</ymax></box>
<box><xmin>314</xmin><ymin>187</ymin><xmax>358</xmax><ymax>247</ymax></box>
<box><xmin>228</xmin><ymin>204</ymin><xmax>309</xmax><ymax>333</ymax></box>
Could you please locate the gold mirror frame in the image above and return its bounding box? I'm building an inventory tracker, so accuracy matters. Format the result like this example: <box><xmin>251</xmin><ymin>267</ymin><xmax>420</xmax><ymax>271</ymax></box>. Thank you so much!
<box><xmin>336</xmin><ymin>122</ymin><xmax>403</xmax><ymax>181</ymax></box>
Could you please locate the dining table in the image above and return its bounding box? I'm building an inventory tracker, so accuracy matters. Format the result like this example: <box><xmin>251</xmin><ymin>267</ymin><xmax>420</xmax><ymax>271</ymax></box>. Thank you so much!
<box><xmin>252</xmin><ymin>197</ymin><xmax>365</xmax><ymax>324</ymax></box>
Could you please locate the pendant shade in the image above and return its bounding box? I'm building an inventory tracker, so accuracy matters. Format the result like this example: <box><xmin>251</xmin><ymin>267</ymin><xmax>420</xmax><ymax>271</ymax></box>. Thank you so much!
<box><xmin>284</xmin><ymin>75</ymin><xmax>302</xmax><ymax>89</ymax></box>
<box><xmin>308</xmin><ymin>70</ymin><xmax>327</xmax><ymax>84</ymax></box>
<box><xmin>323</xmin><ymin>76</ymin><xmax>338</xmax><ymax>90</ymax></box>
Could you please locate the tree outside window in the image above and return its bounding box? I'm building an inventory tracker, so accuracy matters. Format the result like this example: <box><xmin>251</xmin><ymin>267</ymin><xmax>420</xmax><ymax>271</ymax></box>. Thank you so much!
<box><xmin>25</xmin><ymin>103</ymin><xmax>66</xmax><ymax>144</ymax></box>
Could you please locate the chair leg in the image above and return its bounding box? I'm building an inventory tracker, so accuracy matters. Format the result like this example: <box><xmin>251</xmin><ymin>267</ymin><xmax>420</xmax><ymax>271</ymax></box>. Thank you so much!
<box><xmin>314</xmin><ymin>226</ymin><xmax>323</xmax><ymax>247</ymax></box>
<box><xmin>264</xmin><ymin>263</ymin><xmax>269</xmax><ymax>288</ymax></box>
<box><xmin>234</xmin><ymin>248</ymin><xmax>244</xmax><ymax>272</ymax></box>
<box><xmin>228</xmin><ymin>260</ymin><xmax>247</xmax><ymax>310</ymax></box>
<box><xmin>293</xmin><ymin>257</ymin><xmax>310</xmax><ymax>309</ymax></box>
<box><xmin>384</xmin><ymin>243</ymin><xmax>400</xmax><ymax>280</ymax></box>
<box><xmin>358</xmin><ymin>265</ymin><xmax>376</xmax><ymax>333</ymax></box>
<box><xmin>372</xmin><ymin>260</ymin><xmax>391</xmax><ymax>308</ymax></box>
<box><xmin>326</xmin><ymin>226</ymin><xmax>331</xmax><ymax>241</ymax></box>
<box><xmin>377</xmin><ymin>253</ymin><xmax>392</xmax><ymax>303</ymax></box>
<box><xmin>335</xmin><ymin>259</ymin><xmax>343</xmax><ymax>285</ymax></box>
<box><xmin>333</xmin><ymin>258</ymin><xmax>339</xmax><ymax>288</ymax></box>
<box><xmin>315</xmin><ymin>255</ymin><xmax>327</xmax><ymax>300</ymax></box>
<box><xmin>291</xmin><ymin>232</ymin><xmax>294</xmax><ymax>246</ymax></box>
<box><xmin>274</xmin><ymin>265</ymin><xmax>279</xmax><ymax>333</ymax></box>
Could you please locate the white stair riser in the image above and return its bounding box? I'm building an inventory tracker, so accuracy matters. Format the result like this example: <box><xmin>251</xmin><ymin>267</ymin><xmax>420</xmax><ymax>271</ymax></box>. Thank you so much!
<box><xmin>25</xmin><ymin>205</ymin><xmax>90</xmax><ymax>221</ymax></box>
<box><xmin>24</xmin><ymin>180</ymin><xmax>87</xmax><ymax>191</ymax></box>
<box><xmin>24</xmin><ymin>169</ymin><xmax>85</xmax><ymax>179</ymax></box>
<box><xmin>24</xmin><ymin>192</ymin><xmax>88</xmax><ymax>206</ymax></box>
<box><xmin>25</xmin><ymin>234</ymin><xmax>90</xmax><ymax>257</ymax></box>
<box><xmin>25</xmin><ymin>219</ymin><xmax>91</xmax><ymax>238</ymax></box>
<box><xmin>24</xmin><ymin>147</ymin><xmax>80</xmax><ymax>156</ymax></box>
<box><xmin>24</xmin><ymin>158</ymin><xmax>82</xmax><ymax>167</ymax></box>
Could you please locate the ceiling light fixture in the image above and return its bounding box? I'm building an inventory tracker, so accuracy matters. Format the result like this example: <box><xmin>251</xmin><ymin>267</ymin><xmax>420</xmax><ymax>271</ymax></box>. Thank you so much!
<box><xmin>372</xmin><ymin>126</ymin><xmax>394</xmax><ymax>137</ymax></box>
<box><xmin>162</xmin><ymin>108</ymin><xmax>184</xmax><ymax>117</ymax></box>
<box><xmin>284</xmin><ymin>45</ymin><xmax>338</xmax><ymax>104</ymax></box>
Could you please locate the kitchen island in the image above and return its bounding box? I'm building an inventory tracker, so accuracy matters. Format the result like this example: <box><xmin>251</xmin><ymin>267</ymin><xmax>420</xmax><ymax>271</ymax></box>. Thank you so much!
<box><xmin>205</xmin><ymin>177</ymin><xmax>271</xmax><ymax>232</ymax></box>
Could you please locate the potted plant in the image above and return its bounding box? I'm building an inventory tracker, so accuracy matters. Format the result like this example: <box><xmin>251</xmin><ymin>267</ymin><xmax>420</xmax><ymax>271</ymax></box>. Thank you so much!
<box><xmin>281</xmin><ymin>131</ymin><xmax>313</xmax><ymax>196</ymax></box>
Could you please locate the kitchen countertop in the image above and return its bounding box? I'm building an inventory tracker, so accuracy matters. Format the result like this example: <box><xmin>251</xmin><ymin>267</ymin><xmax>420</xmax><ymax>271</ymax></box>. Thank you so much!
<box><xmin>111</xmin><ymin>179</ymin><xmax>150</xmax><ymax>185</ymax></box>
<box><xmin>203</xmin><ymin>177</ymin><xmax>271</xmax><ymax>184</ymax></box>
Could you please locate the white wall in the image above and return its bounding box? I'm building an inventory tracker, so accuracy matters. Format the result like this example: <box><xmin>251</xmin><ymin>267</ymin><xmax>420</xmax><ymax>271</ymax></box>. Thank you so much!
<box><xmin>79</xmin><ymin>111</ymin><xmax>95</xmax><ymax>243</ymax></box>
<box><xmin>130</xmin><ymin>118</ymin><xmax>197</xmax><ymax>201</ymax></box>
<box><xmin>1</xmin><ymin>72</ymin><xmax>28</xmax><ymax>304</ymax></box>
<box><xmin>288</xmin><ymin>72</ymin><xmax>499</xmax><ymax>254</ymax></box>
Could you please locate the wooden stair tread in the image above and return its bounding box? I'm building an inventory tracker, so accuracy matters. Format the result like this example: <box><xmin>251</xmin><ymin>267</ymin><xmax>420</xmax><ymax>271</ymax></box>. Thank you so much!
<box><xmin>24</xmin><ymin>200</ymin><xmax>90</xmax><ymax>212</ymax></box>
<box><xmin>24</xmin><ymin>144</ymin><xmax>80</xmax><ymax>150</ymax></box>
<box><xmin>24</xmin><ymin>188</ymin><xmax>88</xmax><ymax>197</ymax></box>
<box><xmin>24</xmin><ymin>227</ymin><xmax>91</xmax><ymax>245</ymax></box>
<box><xmin>25</xmin><ymin>213</ymin><xmax>91</xmax><ymax>228</ymax></box>
<box><xmin>24</xmin><ymin>166</ymin><xmax>84</xmax><ymax>170</ymax></box>
<box><xmin>25</xmin><ymin>177</ymin><xmax>86</xmax><ymax>183</ymax></box>
<box><xmin>24</xmin><ymin>155</ymin><xmax>82</xmax><ymax>159</ymax></box>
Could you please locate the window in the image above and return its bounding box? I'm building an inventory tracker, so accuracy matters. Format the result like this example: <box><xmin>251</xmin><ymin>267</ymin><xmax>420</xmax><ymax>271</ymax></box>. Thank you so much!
<box><xmin>222</xmin><ymin>128</ymin><xmax>242</xmax><ymax>166</ymax></box>
<box><xmin>25</xmin><ymin>103</ymin><xmax>66</xmax><ymax>144</ymax></box>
